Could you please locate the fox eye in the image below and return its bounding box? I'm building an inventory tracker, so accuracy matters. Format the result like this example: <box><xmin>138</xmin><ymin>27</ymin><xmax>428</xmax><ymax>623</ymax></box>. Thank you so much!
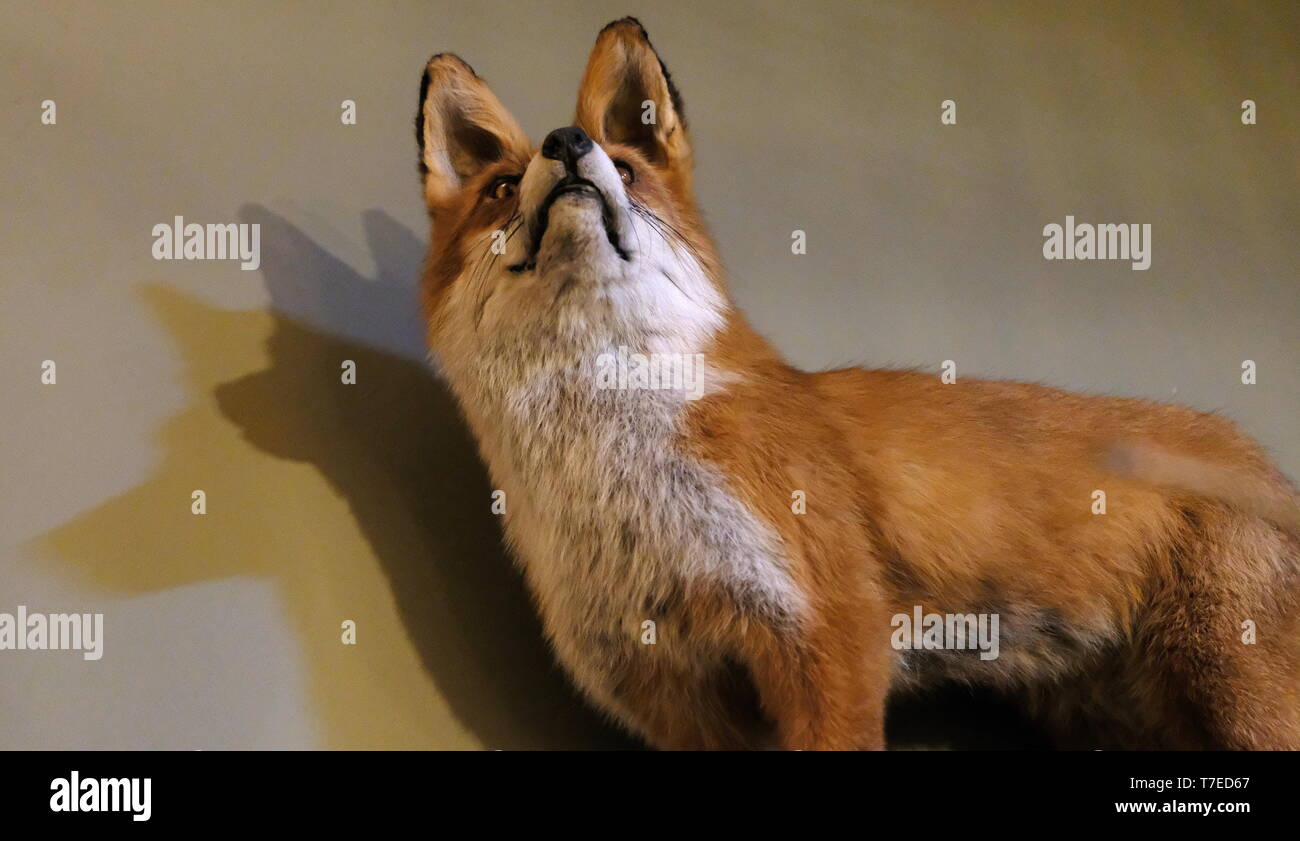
<box><xmin>486</xmin><ymin>174</ymin><xmax>521</xmax><ymax>200</ymax></box>
<box><xmin>614</xmin><ymin>160</ymin><xmax>636</xmax><ymax>185</ymax></box>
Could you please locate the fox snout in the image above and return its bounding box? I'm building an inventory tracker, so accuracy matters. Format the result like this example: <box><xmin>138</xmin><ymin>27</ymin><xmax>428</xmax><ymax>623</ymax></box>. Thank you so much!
<box><xmin>510</xmin><ymin>125</ymin><xmax>631</xmax><ymax>272</ymax></box>
<box><xmin>541</xmin><ymin>125</ymin><xmax>594</xmax><ymax>169</ymax></box>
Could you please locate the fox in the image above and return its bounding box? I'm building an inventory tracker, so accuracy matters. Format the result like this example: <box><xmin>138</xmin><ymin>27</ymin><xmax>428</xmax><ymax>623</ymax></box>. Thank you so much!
<box><xmin>414</xmin><ymin>17</ymin><xmax>1300</xmax><ymax>749</ymax></box>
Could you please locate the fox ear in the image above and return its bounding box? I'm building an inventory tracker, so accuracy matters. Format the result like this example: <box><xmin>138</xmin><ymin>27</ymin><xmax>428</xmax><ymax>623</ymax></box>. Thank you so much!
<box><xmin>417</xmin><ymin>54</ymin><xmax>529</xmax><ymax>209</ymax></box>
<box><xmin>575</xmin><ymin>18</ymin><xmax>690</xmax><ymax>172</ymax></box>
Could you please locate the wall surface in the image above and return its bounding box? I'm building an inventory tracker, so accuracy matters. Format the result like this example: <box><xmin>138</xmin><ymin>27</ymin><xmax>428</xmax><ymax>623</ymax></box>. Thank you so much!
<box><xmin>1</xmin><ymin>0</ymin><xmax>1296</xmax><ymax>748</ymax></box>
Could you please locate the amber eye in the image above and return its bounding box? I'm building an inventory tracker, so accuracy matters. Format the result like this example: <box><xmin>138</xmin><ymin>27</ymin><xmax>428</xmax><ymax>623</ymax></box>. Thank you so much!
<box><xmin>486</xmin><ymin>175</ymin><xmax>520</xmax><ymax>200</ymax></box>
<box><xmin>614</xmin><ymin>160</ymin><xmax>636</xmax><ymax>185</ymax></box>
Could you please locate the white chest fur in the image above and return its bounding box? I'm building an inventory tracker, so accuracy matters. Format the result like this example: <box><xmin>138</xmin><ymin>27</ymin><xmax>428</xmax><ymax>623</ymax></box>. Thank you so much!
<box><xmin>455</xmin><ymin>351</ymin><xmax>801</xmax><ymax>713</ymax></box>
<box><xmin>434</xmin><ymin>265</ymin><xmax>804</xmax><ymax>715</ymax></box>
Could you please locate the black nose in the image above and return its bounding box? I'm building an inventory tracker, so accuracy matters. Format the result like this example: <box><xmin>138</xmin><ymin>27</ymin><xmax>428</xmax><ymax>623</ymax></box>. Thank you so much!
<box><xmin>541</xmin><ymin>125</ymin><xmax>593</xmax><ymax>169</ymax></box>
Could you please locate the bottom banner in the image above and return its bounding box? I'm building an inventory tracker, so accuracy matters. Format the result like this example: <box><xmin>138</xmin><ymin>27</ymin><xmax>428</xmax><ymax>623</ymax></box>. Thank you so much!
<box><xmin>2</xmin><ymin>750</ymin><xmax>1285</xmax><ymax>827</ymax></box>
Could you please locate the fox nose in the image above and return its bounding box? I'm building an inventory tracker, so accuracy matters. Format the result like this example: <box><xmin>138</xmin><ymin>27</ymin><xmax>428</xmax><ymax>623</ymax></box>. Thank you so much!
<box><xmin>541</xmin><ymin>126</ymin><xmax>593</xmax><ymax>170</ymax></box>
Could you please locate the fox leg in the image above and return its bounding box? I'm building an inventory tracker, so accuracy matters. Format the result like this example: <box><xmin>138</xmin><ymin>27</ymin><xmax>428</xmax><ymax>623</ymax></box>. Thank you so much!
<box><xmin>608</xmin><ymin>657</ymin><xmax>772</xmax><ymax>750</ymax></box>
<box><xmin>1026</xmin><ymin>510</ymin><xmax>1300</xmax><ymax>750</ymax></box>
<box><xmin>617</xmin><ymin>593</ymin><xmax>893</xmax><ymax>749</ymax></box>
<box><xmin>1137</xmin><ymin>508</ymin><xmax>1300</xmax><ymax>749</ymax></box>
<box><xmin>741</xmin><ymin>610</ymin><xmax>893</xmax><ymax>751</ymax></box>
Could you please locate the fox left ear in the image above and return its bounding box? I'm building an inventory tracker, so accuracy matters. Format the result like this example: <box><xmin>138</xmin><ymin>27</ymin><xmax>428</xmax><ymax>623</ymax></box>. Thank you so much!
<box><xmin>417</xmin><ymin>53</ymin><xmax>529</xmax><ymax>212</ymax></box>
<box><xmin>575</xmin><ymin>18</ymin><xmax>690</xmax><ymax>174</ymax></box>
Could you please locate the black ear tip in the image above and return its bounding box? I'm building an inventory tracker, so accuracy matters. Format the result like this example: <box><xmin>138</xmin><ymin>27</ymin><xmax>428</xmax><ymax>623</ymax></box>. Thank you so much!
<box><xmin>415</xmin><ymin>66</ymin><xmax>432</xmax><ymax>164</ymax></box>
<box><xmin>418</xmin><ymin>63</ymin><xmax>432</xmax><ymax>103</ymax></box>
<box><xmin>426</xmin><ymin>52</ymin><xmax>479</xmax><ymax>77</ymax></box>
<box><xmin>600</xmin><ymin>16</ymin><xmax>648</xmax><ymax>39</ymax></box>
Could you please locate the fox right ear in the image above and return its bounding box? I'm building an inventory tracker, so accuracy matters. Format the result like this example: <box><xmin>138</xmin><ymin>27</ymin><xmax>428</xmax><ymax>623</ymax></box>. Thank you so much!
<box><xmin>416</xmin><ymin>54</ymin><xmax>529</xmax><ymax>210</ymax></box>
<box><xmin>575</xmin><ymin>18</ymin><xmax>690</xmax><ymax>175</ymax></box>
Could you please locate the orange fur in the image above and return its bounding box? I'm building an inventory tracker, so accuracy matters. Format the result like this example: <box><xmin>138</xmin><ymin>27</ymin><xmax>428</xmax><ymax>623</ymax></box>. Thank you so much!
<box><xmin>686</xmin><ymin>334</ymin><xmax>1300</xmax><ymax>748</ymax></box>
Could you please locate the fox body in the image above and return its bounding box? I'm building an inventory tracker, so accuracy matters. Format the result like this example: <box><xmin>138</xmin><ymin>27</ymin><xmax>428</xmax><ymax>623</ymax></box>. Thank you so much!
<box><xmin>416</xmin><ymin>18</ymin><xmax>1300</xmax><ymax>749</ymax></box>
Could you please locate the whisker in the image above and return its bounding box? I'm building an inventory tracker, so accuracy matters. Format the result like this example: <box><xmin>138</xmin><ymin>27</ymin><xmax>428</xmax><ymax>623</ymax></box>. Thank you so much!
<box><xmin>471</xmin><ymin>214</ymin><xmax>523</xmax><ymax>330</ymax></box>
<box><xmin>627</xmin><ymin>201</ymin><xmax>707</xmax><ymax>306</ymax></box>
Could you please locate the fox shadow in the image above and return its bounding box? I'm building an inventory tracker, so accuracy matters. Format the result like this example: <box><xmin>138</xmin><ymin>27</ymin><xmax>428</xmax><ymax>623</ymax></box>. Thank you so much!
<box><xmin>41</xmin><ymin>202</ymin><xmax>1039</xmax><ymax>749</ymax></box>
<box><xmin>213</xmin><ymin>205</ymin><xmax>638</xmax><ymax>748</ymax></box>
<box><xmin>39</xmin><ymin>204</ymin><xmax>631</xmax><ymax>748</ymax></box>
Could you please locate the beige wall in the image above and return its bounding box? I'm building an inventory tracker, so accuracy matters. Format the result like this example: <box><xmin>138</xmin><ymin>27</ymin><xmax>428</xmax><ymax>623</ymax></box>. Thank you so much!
<box><xmin>1</xmin><ymin>1</ymin><xmax>1296</xmax><ymax>748</ymax></box>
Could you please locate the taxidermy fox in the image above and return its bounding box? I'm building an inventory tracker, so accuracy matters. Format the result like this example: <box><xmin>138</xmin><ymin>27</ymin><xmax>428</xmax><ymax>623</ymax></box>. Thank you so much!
<box><xmin>416</xmin><ymin>18</ymin><xmax>1300</xmax><ymax>749</ymax></box>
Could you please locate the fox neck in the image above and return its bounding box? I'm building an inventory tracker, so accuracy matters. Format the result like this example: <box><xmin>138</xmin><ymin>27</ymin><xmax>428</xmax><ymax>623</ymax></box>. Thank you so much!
<box><xmin>437</xmin><ymin>257</ymin><xmax>756</xmax><ymax>480</ymax></box>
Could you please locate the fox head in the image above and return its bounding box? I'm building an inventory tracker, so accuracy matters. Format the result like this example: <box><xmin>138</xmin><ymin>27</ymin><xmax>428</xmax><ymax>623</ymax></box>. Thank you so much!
<box><xmin>416</xmin><ymin>18</ymin><xmax>736</xmax><ymax>390</ymax></box>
